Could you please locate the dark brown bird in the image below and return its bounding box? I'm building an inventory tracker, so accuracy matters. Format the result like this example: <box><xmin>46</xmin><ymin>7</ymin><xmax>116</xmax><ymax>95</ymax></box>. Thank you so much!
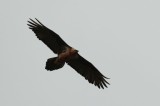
<box><xmin>27</xmin><ymin>18</ymin><xmax>110</xmax><ymax>89</ymax></box>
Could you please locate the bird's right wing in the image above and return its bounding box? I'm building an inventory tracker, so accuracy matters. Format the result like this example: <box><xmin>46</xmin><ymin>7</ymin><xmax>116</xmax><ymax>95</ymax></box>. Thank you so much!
<box><xmin>27</xmin><ymin>18</ymin><xmax>70</xmax><ymax>54</ymax></box>
<box><xmin>67</xmin><ymin>54</ymin><xmax>110</xmax><ymax>89</ymax></box>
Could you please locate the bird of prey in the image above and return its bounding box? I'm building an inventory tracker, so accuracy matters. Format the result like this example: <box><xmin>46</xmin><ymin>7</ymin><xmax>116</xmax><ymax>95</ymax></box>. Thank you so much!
<box><xmin>27</xmin><ymin>18</ymin><xmax>110</xmax><ymax>89</ymax></box>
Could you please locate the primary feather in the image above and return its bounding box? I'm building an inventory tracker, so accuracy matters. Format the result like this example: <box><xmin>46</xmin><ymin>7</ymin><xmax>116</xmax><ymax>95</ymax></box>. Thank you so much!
<box><xmin>28</xmin><ymin>18</ymin><xmax>69</xmax><ymax>54</ymax></box>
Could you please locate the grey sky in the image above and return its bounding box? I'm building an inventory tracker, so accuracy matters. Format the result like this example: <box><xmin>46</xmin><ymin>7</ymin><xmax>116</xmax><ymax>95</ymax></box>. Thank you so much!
<box><xmin>1</xmin><ymin>0</ymin><xmax>160</xmax><ymax>106</ymax></box>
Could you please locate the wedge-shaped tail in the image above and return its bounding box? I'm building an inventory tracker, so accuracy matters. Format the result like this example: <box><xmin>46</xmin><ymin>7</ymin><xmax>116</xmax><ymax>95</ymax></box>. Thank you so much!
<box><xmin>45</xmin><ymin>57</ymin><xmax>65</xmax><ymax>71</ymax></box>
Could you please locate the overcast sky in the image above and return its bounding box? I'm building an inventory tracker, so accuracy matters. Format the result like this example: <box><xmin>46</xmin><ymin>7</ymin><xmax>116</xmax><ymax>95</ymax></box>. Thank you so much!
<box><xmin>1</xmin><ymin>0</ymin><xmax>160</xmax><ymax>106</ymax></box>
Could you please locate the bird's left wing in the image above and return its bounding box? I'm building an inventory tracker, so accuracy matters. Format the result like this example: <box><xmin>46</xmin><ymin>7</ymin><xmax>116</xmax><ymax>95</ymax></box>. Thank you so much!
<box><xmin>67</xmin><ymin>54</ymin><xmax>110</xmax><ymax>89</ymax></box>
<box><xmin>27</xmin><ymin>18</ymin><xmax>70</xmax><ymax>54</ymax></box>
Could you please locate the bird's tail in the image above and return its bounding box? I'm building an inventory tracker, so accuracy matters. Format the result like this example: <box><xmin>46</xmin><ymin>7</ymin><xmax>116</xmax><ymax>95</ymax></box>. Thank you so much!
<box><xmin>45</xmin><ymin>57</ymin><xmax>65</xmax><ymax>71</ymax></box>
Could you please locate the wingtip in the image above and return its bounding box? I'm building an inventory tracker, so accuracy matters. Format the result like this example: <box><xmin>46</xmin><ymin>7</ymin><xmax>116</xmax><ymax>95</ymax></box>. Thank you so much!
<box><xmin>35</xmin><ymin>18</ymin><xmax>44</xmax><ymax>26</ymax></box>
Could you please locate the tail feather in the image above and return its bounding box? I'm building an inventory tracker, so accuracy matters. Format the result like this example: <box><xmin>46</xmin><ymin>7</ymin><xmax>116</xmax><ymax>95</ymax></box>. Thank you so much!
<box><xmin>45</xmin><ymin>57</ymin><xmax>65</xmax><ymax>71</ymax></box>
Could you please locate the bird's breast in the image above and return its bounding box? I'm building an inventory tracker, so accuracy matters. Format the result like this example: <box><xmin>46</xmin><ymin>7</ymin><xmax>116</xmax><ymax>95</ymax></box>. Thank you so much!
<box><xmin>58</xmin><ymin>48</ymin><xmax>78</xmax><ymax>62</ymax></box>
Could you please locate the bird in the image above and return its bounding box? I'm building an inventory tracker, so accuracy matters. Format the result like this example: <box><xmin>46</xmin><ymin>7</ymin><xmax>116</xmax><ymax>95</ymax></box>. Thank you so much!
<box><xmin>27</xmin><ymin>18</ymin><xmax>110</xmax><ymax>89</ymax></box>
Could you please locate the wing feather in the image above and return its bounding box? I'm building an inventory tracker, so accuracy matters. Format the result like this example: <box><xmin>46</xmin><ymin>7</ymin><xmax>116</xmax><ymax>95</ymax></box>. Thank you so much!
<box><xmin>27</xmin><ymin>18</ymin><xmax>70</xmax><ymax>54</ymax></box>
<box><xmin>67</xmin><ymin>54</ymin><xmax>110</xmax><ymax>89</ymax></box>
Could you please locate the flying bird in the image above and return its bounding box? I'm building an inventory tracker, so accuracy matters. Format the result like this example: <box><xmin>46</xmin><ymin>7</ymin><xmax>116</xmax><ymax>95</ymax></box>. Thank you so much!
<box><xmin>27</xmin><ymin>18</ymin><xmax>110</xmax><ymax>89</ymax></box>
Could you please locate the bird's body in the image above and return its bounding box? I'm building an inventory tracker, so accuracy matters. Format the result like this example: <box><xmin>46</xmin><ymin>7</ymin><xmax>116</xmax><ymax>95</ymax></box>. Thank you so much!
<box><xmin>58</xmin><ymin>47</ymin><xmax>78</xmax><ymax>62</ymax></box>
<box><xmin>27</xmin><ymin>18</ymin><xmax>110</xmax><ymax>89</ymax></box>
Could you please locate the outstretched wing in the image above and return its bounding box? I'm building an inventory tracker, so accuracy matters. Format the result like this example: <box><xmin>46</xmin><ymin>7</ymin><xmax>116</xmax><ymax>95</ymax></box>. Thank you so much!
<box><xmin>27</xmin><ymin>18</ymin><xmax>70</xmax><ymax>54</ymax></box>
<box><xmin>67</xmin><ymin>54</ymin><xmax>110</xmax><ymax>89</ymax></box>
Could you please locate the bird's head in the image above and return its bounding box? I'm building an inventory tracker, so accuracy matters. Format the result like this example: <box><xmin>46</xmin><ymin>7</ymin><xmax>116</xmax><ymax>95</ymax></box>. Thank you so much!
<box><xmin>70</xmin><ymin>48</ymin><xmax>78</xmax><ymax>53</ymax></box>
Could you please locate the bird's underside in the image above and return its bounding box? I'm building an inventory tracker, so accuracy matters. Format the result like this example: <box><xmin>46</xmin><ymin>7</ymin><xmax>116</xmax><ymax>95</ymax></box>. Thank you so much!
<box><xmin>27</xmin><ymin>18</ymin><xmax>110</xmax><ymax>89</ymax></box>
<box><xmin>57</xmin><ymin>47</ymin><xmax>78</xmax><ymax>62</ymax></box>
<box><xmin>45</xmin><ymin>47</ymin><xmax>78</xmax><ymax>70</ymax></box>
